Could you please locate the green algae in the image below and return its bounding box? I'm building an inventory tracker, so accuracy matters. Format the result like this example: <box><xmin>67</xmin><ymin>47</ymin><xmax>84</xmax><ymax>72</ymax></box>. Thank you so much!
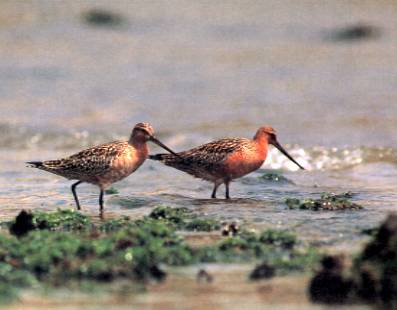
<box><xmin>105</xmin><ymin>187</ymin><xmax>119</xmax><ymax>195</ymax></box>
<box><xmin>148</xmin><ymin>205</ymin><xmax>190</xmax><ymax>226</ymax></box>
<box><xmin>148</xmin><ymin>205</ymin><xmax>220</xmax><ymax>231</ymax></box>
<box><xmin>285</xmin><ymin>192</ymin><xmax>363</xmax><ymax>211</ymax></box>
<box><xmin>195</xmin><ymin>229</ymin><xmax>318</xmax><ymax>274</ymax></box>
<box><xmin>0</xmin><ymin>206</ymin><xmax>320</xmax><ymax>303</ymax></box>
<box><xmin>259</xmin><ymin>172</ymin><xmax>295</xmax><ymax>184</ymax></box>
<box><xmin>184</xmin><ymin>218</ymin><xmax>220</xmax><ymax>232</ymax></box>
<box><xmin>8</xmin><ymin>209</ymin><xmax>91</xmax><ymax>236</ymax></box>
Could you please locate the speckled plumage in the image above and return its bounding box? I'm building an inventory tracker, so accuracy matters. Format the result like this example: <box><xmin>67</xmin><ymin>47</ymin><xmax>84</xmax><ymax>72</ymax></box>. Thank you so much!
<box><xmin>150</xmin><ymin>126</ymin><xmax>304</xmax><ymax>199</ymax></box>
<box><xmin>34</xmin><ymin>141</ymin><xmax>143</xmax><ymax>185</ymax></box>
<box><xmin>27</xmin><ymin>123</ymin><xmax>176</xmax><ymax>215</ymax></box>
<box><xmin>151</xmin><ymin>138</ymin><xmax>258</xmax><ymax>180</ymax></box>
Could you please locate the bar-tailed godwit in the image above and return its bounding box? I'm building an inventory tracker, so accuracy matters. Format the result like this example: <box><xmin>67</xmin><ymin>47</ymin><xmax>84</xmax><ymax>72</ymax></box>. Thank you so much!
<box><xmin>150</xmin><ymin>126</ymin><xmax>304</xmax><ymax>199</ymax></box>
<box><xmin>27</xmin><ymin>123</ymin><xmax>177</xmax><ymax>215</ymax></box>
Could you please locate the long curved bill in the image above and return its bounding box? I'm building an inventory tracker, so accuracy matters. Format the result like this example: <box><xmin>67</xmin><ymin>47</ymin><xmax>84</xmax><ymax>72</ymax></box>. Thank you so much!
<box><xmin>272</xmin><ymin>140</ymin><xmax>305</xmax><ymax>170</ymax></box>
<box><xmin>149</xmin><ymin>136</ymin><xmax>179</xmax><ymax>156</ymax></box>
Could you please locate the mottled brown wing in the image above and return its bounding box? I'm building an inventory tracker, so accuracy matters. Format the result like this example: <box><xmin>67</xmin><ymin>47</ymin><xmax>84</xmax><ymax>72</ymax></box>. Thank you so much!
<box><xmin>39</xmin><ymin>141</ymin><xmax>127</xmax><ymax>179</ymax></box>
<box><xmin>151</xmin><ymin>138</ymin><xmax>250</xmax><ymax>179</ymax></box>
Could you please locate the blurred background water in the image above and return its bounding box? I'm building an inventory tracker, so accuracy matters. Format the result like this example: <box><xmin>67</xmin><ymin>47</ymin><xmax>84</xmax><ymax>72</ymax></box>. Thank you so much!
<box><xmin>1</xmin><ymin>0</ymin><xmax>397</xmax><ymax>250</ymax></box>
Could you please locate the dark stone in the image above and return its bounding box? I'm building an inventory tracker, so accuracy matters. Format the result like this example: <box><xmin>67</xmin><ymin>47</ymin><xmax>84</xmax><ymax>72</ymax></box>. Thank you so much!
<box><xmin>196</xmin><ymin>269</ymin><xmax>213</xmax><ymax>283</ymax></box>
<box><xmin>221</xmin><ymin>222</ymin><xmax>239</xmax><ymax>236</ymax></box>
<box><xmin>115</xmin><ymin>239</ymin><xmax>134</xmax><ymax>250</ymax></box>
<box><xmin>321</xmin><ymin>255</ymin><xmax>343</xmax><ymax>271</ymax></box>
<box><xmin>356</xmin><ymin>269</ymin><xmax>378</xmax><ymax>301</ymax></box>
<box><xmin>249</xmin><ymin>263</ymin><xmax>275</xmax><ymax>280</ymax></box>
<box><xmin>9</xmin><ymin>210</ymin><xmax>36</xmax><ymax>237</ymax></box>
<box><xmin>309</xmin><ymin>255</ymin><xmax>352</xmax><ymax>304</ymax></box>
<box><xmin>327</xmin><ymin>24</ymin><xmax>381</xmax><ymax>42</ymax></box>
<box><xmin>82</xmin><ymin>9</ymin><xmax>125</xmax><ymax>27</ymax></box>
<box><xmin>149</xmin><ymin>265</ymin><xmax>167</xmax><ymax>281</ymax></box>
<box><xmin>95</xmin><ymin>271</ymin><xmax>114</xmax><ymax>282</ymax></box>
<box><xmin>355</xmin><ymin>214</ymin><xmax>397</xmax><ymax>306</ymax></box>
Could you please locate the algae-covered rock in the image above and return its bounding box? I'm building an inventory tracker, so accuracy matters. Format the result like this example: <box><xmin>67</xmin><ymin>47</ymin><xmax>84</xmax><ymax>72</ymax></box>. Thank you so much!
<box><xmin>148</xmin><ymin>206</ymin><xmax>220</xmax><ymax>232</ymax></box>
<box><xmin>8</xmin><ymin>209</ymin><xmax>91</xmax><ymax>237</ymax></box>
<box><xmin>0</xmin><ymin>206</ymin><xmax>320</xmax><ymax>304</ymax></box>
<box><xmin>353</xmin><ymin>213</ymin><xmax>397</xmax><ymax>307</ymax></box>
<box><xmin>286</xmin><ymin>192</ymin><xmax>362</xmax><ymax>211</ymax></box>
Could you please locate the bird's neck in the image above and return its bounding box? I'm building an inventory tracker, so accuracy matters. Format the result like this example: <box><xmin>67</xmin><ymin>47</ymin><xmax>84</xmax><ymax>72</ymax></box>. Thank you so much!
<box><xmin>129</xmin><ymin>136</ymin><xmax>148</xmax><ymax>151</ymax></box>
<box><xmin>253</xmin><ymin>136</ymin><xmax>269</xmax><ymax>160</ymax></box>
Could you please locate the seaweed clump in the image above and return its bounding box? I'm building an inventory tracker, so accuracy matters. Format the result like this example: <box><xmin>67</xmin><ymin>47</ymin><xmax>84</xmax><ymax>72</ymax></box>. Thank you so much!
<box><xmin>148</xmin><ymin>205</ymin><xmax>220</xmax><ymax>232</ymax></box>
<box><xmin>259</xmin><ymin>172</ymin><xmax>294</xmax><ymax>184</ymax></box>
<box><xmin>285</xmin><ymin>192</ymin><xmax>363</xmax><ymax>211</ymax></box>
<box><xmin>197</xmin><ymin>229</ymin><xmax>318</xmax><ymax>272</ymax></box>
<box><xmin>105</xmin><ymin>187</ymin><xmax>119</xmax><ymax>195</ymax></box>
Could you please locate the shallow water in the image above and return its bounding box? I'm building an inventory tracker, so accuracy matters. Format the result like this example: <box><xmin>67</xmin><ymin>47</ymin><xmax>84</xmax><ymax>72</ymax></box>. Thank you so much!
<box><xmin>1</xmin><ymin>0</ymin><xmax>397</xmax><ymax>246</ymax></box>
<box><xmin>0</xmin><ymin>1</ymin><xmax>397</xmax><ymax>306</ymax></box>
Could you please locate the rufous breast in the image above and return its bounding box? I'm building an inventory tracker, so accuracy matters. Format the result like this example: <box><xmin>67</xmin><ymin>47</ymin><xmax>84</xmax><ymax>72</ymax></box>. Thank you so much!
<box><xmin>223</xmin><ymin>142</ymin><xmax>268</xmax><ymax>179</ymax></box>
<box><xmin>97</xmin><ymin>144</ymin><xmax>148</xmax><ymax>187</ymax></box>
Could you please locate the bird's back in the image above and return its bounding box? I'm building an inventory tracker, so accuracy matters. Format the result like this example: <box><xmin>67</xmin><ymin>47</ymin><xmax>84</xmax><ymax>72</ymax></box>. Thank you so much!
<box><xmin>28</xmin><ymin>141</ymin><xmax>129</xmax><ymax>181</ymax></box>
<box><xmin>150</xmin><ymin>138</ymin><xmax>253</xmax><ymax>180</ymax></box>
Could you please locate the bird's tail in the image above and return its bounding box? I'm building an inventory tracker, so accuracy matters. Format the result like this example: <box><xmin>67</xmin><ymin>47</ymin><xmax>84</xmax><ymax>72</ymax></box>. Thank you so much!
<box><xmin>26</xmin><ymin>161</ymin><xmax>43</xmax><ymax>168</ymax></box>
<box><xmin>149</xmin><ymin>153</ymin><xmax>182</xmax><ymax>166</ymax></box>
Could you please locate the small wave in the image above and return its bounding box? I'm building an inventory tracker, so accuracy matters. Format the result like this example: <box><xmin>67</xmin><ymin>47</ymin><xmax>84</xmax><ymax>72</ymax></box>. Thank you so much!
<box><xmin>0</xmin><ymin>123</ymin><xmax>122</xmax><ymax>150</ymax></box>
<box><xmin>1</xmin><ymin>124</ymin><xmax>396</xmax><ymax>171</ymax></box>
<box><xmin>265</xmin><ymin>145</ymin><xmax>397</xmax><ymax>171</ymax></box>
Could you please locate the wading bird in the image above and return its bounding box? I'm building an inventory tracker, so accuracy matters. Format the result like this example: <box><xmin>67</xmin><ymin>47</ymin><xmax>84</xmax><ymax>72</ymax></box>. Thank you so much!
<box><xmin>150</xmin><ymin>126</ymin><xmax>304</xmax><ymax>199</ymax></box>
<box><xmin>27</xmin><ymin>123</ymin><xmax>177</xmax><ymax>215</ymax></box>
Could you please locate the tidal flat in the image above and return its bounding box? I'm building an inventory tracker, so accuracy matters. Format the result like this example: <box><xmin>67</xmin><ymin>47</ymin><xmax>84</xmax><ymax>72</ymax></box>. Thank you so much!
<box><xmin>1</xmin><ymin>0</ymin><xmax>397</xmax><ymax>308</ymax></box>
<box><xmin>2</xmin><ymin>203</ymin><xmax>395</xmax><ymax>308</ymax></box>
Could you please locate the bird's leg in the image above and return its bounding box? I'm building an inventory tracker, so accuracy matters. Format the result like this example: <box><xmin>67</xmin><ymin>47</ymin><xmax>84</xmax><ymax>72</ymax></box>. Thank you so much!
<box><xmin>71</xmin><ymin>181</ymin><xmax>83</xmax><ymax>210</ymax></box>
<box><xmin>99</xmin><ymin>189</ymin><xmax>104</xmax><ymax>217</ymax></box>
<box><xmin>211</xmin><ymin>181</ymin><xmax>221</xmax><ymax>199</ymax></box>
<box><xmin>225</xmin><ymin>180</ymin><xmax>231</xmax><ymax>200</ymax></box>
